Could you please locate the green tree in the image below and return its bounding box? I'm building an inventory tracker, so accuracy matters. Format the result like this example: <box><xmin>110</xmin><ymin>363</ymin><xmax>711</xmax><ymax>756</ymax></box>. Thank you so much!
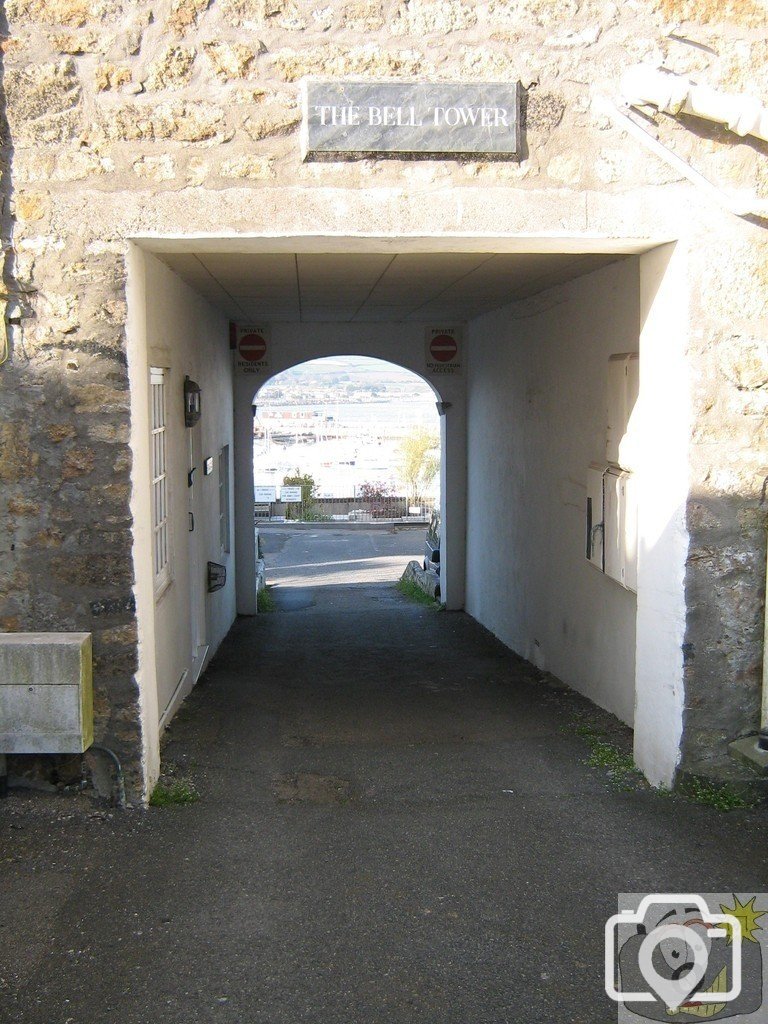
<box><xmin>282</xmin><ymin>470</ymin><xmax>319</xmax><ymax>520</ymax></box>
<box><xmin>398</xmin><ymin>429</ymin><xmax>440</xmax><ymax>504</ymax></box>
<box><xmin>283</xmin><ymin>470</ymin><xmax>317</xmax><ymax>503</ymax></box>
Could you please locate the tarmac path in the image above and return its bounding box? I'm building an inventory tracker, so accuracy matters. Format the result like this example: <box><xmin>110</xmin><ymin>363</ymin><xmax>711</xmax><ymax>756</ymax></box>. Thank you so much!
<box><xmin>259</xmin><ymin>522</ymin><xmax>427</xmax><ymax>611</ymax></box>
<box><xmin>2</xmin><ymin>526</ymin><xmax>766</xmax><ymax>1023</ymax></box>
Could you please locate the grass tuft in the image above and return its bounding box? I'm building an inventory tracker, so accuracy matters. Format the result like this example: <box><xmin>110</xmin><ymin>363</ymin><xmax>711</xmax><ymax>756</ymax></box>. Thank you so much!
<box><xmin>678</xmin><ymin>776</ymin><xmax>755</xmax><ymax>811</ymax></box>
<box><xmin>257</xmin><ymin>586</ymin><xmax>277</xmax><ymax>613</ymax></box>
<box><xmin>585</xmin><ymin>739</ymin><xmax>642</xmax><ymax>790</ymax></box>
<box><xmin>149</xmin><ymin>779</ymin><xmax>199</xmax><ymax>807</ymax></box>
<box><xmin>569</xmin><ymin>716</ymin><xmax>758</xmax><ymax>809</ymax></box>
<box><xmin>564</xmin><ymin>718</ymin><xmax>644</xmax><ymax>791</ymax></box>
<box><xmin>396</xmin><ymin>578</ymin><xmax>440</xmax><ymax>607</ymax></box>
<box><xmin>574</xmin><ymin>723</ymin><xmax>608</xmax><ymax>739</ymax></box>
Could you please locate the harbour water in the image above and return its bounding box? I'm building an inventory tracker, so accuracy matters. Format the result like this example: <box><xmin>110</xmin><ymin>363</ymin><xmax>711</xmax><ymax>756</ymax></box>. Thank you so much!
<box><xmin>253</xmin><ymin>399</ymin><xmax>439</xmax><ymax>498</ymax></box>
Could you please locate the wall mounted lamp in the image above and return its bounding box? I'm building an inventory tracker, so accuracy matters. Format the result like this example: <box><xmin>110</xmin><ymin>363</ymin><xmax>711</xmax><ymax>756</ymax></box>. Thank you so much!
<box><xmin>184</xmin><ymin>376</ymin><xmax>202</xmax><ymax>427</ymax></box>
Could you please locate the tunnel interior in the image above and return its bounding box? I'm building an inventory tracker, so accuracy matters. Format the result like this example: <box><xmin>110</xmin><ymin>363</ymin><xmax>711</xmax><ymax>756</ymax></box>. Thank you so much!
<box><xmin>127</xmin><ymin>236</ymin><xmax>660</xmax><ymax>784</ymax></box>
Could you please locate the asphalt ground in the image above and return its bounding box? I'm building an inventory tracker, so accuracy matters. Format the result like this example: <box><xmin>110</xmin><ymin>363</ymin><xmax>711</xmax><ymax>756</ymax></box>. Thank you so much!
<box><xmin>259</xmin><ymin>522</ymin><xmax>428</xmax><ymax>611</ymax></box>
<box><xmin>1</xmin><ymin>526</ymin><xmax>766</xmax><ymax>1024</ymax></box>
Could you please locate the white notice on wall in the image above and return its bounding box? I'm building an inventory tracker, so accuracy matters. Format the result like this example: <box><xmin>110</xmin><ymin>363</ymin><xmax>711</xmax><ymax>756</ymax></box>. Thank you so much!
<box><xmin>425</xmin><ymin>326</ymin><xmax>463</xmax><ymax>375</ymax></box>
<box><xmin>235</xmin><ymin>324</ymin><xmax>271</xmax><ymax>374</ymax></box>
<box><xmin>254</xmin><ymin>485</ymin><xmax>277</xmax><ymax>502</ymax></box>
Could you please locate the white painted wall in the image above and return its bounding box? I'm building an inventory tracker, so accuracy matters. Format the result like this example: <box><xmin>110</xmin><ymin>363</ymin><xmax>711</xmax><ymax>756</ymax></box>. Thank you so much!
<box><xmin>233</xmin><ymin>322</ymin><xmax>467</xmax><ymax>612</ymax></box>
<box><xmin>126</xmin><ymin>244</ymin><xmax>161</xmax><ymax>797</ymax></box>
<box><xmin>633</xmin><ymin>244</ymin><xmax>688</xmax><ymax>787</ymax></box>
<box><xmin>129</xmin><ymin>250</ymin><xmax>236</xmax><ymax>783</ymax></box>
<box><xmin>465</xmin><ymin>259</ymin><xmax>640</xmax><ymax>726</ymax></box>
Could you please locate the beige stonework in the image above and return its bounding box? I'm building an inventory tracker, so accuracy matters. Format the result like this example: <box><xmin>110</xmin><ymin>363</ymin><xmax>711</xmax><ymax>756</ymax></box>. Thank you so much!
<box><xmin>5</xmin><ymin>0</ymin><xmax>123</xmax><ymax>27</ymax></box>
<box><xmin>272</xmin><ymin>45</ymin><xmax>430</xmax><ymax>81</ymax></box>
<box><xmin>652</xmin><ymin>0</ymin><xmax>768</xmax><ymax>28</ymax></box>
<box><xmin>202</xmin><ymin>41</ymin><xmax>260</xmax><ymax>79</ymax></box>
<box><xmin>95</xmin><ymin>62</ymin><xmax>133</xmax><ymax>92</ymax></box>
<box><xmin>219</xmin><ymin>154</ymin><xmax>276</xmax><ymax>179</ymax></box>
<box><xmin>339</xmin><ymin>0</ymin><xmax>383</xmax><ymax>30</ymax></box>
<box><xmin>15</xmin><ymin>192</ymin><xmax>50</xmax><ymax>222</ymax></box>
<box><xmin>7</xmin><ymin>496</ymin><xmax>42</xmax><ymax>516</ymax></box>
<box><xmin>45</xmin><ymin>424</ymin><xmax>78</xmax><ymax>444</ymax></box>
<box><xmin>132</xmin><ymin>154</ymin><xmax>177</xmax><ymax>181</ymax></box>
<box><xmin>389</xmin><ymin>0</ymin><xmax>477</xmax><ymax>36</ymax></box>
<box><xmin>487</xmin><ymin>0</ymin><xmax>580</xmax><ymax>29</ymax></box>
<box><xmin>4</xmin><ymin>60</ymin><xmax>81</xmax><ymax>145</ymax></box>
<box><xmin>144</xmin><ymin>46</ymin><xmax>197</xmax><ymax>90</ymax></box>
<box><xmin>546</xmin><ymin>152</ymin><xmax>583</xmax><ymax>185</ymax></box>
<box><xmin>51</xmin><ymin>31</ymin><xmax>107</xmax><ymax>55</ymax></box>
<box><xmin>0</xmin><ymin>424</ymin><xmax>37</xmax><ymax>483</ymax></box>
<box><xmin>242</xmin><ymin>102</ymin><xmax>301</xmax><ymax>140</ymax></box>
<box><xmin>2</xmin><ymin>0</ymin><xmax>767</xmax><ymax>800</ymax></box>
<box><xmin>167</xmin><ymin>0</ymin><xmax>211</xmax><ymax>34</ymax></box>
<box><xmin>98</xmin><ymin>101</ymin><xmax>230</xmax><ymax>143</ymax></box>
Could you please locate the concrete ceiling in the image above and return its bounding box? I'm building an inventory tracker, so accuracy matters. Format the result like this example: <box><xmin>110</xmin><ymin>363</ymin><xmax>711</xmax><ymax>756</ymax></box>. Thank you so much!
<box><xmin>156</xmin><ymin>251</ymin><xmax>626</xmax><ymax>323</ymax></box>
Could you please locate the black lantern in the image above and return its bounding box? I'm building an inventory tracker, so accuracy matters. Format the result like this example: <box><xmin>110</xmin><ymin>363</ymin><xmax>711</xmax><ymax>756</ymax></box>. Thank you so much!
<box><xmin>184</xmin><ymin>376</ymin><xmax>202</xmax><ymax>427</ymax></box>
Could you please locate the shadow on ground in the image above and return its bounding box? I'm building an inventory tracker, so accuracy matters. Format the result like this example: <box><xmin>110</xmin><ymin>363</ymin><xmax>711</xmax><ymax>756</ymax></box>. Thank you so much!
<box><xmin>2</xmin><ymin>585</ymin><xmax>766</xmax><ymax>1024</ymax></box>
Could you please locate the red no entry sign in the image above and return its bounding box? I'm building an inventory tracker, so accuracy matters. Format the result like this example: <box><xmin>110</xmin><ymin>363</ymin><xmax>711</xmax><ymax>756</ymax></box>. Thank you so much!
<box><xmin>429</xmin><ymin>333</ymin><xmax>458</xmax><ymax>363</ymax></box>
<box><xmin>238</xmin><ymin>332</ymin><xmax>267</xmax><ymax>362</ymax></box>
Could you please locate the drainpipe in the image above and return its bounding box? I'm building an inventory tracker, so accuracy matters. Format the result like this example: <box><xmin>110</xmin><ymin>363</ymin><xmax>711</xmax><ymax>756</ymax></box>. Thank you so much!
<box><xmin>90</xmin><ymin>745</ymin><xmax>126</xmax><ymax>809</ymax></box>
<box><xmin>621</xmin><ymin>65</ymin><xmax>768</xmax><ymax>143</ymax></box>
<box><xmin>602</xmin><ymin>65</ymin><xmax>768</xmax><ymax>220</ymax></box>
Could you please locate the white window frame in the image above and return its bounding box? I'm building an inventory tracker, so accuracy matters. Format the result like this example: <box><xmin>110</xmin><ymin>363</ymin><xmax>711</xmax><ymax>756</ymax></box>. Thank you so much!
<box><xmin>219</xmin><ymin>444</ymin><xmax>231</xmax><ymax>554</ymax></box>
<box><xmin>150</xmin><ymin>368</ymin><xmax>172</xmax><ymax>594</ymax></box>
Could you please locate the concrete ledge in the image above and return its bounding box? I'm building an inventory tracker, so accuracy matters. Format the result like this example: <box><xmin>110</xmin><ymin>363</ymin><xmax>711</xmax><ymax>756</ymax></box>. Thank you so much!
<box><xmin>256</xmin><ymin>558</ymin><xmax>266</xmax><ymax>593</ymax></box>
<box><xmin>729</xmin><ymin>736</ymin><xmax>768</xmax><ymax>776</ymax></box>
<box><xmin>401</xmin><ymin>559</ymin><xmax>441</xmax><ymax>600</ymax></box>
<box><xmin>0</xmin><ymin>633</ymin><xmax>93</xmax><ymax>754</ymax></box>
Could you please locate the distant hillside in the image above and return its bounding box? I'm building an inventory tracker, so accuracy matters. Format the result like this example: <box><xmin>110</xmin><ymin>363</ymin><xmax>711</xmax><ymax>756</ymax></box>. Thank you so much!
<box><xmin>258</xmin><ymin>356</ymin><xmax>433</xmax><ymax>402</ymax></box>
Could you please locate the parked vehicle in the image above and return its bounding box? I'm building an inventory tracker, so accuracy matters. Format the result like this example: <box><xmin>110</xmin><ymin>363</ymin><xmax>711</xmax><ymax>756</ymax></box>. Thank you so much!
<box><xmin>424</xmin><ymin>510</ymin><xmax>441</xmax><ymax>575</ymax></box>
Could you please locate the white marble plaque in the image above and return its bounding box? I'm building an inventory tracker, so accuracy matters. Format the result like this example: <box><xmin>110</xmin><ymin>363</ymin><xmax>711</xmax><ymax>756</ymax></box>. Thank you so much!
<box><xmin>302</xmin><ymin>81</ymin><xmax>521</xmax><ymax>158</ymax></box>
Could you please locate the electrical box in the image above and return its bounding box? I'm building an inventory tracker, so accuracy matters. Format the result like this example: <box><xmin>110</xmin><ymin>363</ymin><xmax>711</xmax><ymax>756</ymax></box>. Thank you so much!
<box><xmin>0</xmin><ymin>633</ymin><xmax>93</xmax><ymax>753</ymax></box>
<box><xmin>606</xmin><ymin>352</ymin><xmax>639</xmax><ymax>470</ymax></box>
<box><xmin>586</xmin><ymin>463</ymin><xmax>606</xmax><ymax>570</ymax></box>
<box><xmin>603</xmin><ymin>468</ymin><xmax>637</xmax><ymax>593</ymax></box>
<box><xmin>587</xmin><ymin>353</ymin><xmax>639</xmax><ymax>591</ymax></box>
<box><xmin>623</xmin><ymin>472</ymin><xmax>638</xmax><ymax>593</ymax></box>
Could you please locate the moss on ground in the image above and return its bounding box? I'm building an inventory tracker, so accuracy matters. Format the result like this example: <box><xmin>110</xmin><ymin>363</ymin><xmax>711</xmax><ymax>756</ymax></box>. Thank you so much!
<box><xmin>149</xmin><ymin>778</ymin><xmax>199</xmax><ymax>807</ymax></box>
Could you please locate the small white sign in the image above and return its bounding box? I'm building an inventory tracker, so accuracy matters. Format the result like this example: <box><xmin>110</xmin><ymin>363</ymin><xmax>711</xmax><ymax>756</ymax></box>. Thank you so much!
<box><xmin>235</xmin><ymin>324</ymin><xmax>271</xmax><ymax>375</ymax></box>
<box><xmin>254</xmin><ymin>485</ymin><xmax>276</xmax><ymax>502</ymax></box>
<box><xmin>280</xmin><ymin>486</ymin><xmax>302</xmax><ymax>502</ymax></box>
<box><xmin>425</xmin><ymin>326</ymin><xmax>463</xmax><ymax>375</ymax></box>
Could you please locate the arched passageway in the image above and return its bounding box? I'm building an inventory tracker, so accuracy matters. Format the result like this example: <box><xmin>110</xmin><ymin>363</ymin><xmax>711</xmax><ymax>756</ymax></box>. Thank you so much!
<box><xmin>127</xmin><ymin>235</ymin><xmax>688</xmax><ymax>799</ymax></box>
<box><xmin>233</xmin><ymin>325</ymin><xmax>468</xmax><ymax>616</ymax></box>
<box><xmin>251</xmin><ymin>356</ymin><xmax>441</xmax><ymax>607</ymax></box>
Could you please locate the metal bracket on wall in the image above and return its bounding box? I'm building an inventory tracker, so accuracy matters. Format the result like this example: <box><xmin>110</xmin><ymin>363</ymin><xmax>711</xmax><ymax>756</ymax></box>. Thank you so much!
<box><xmin>595</xmin><ymin>96</ymin><xmax>768</xmax><ymax>219</ymax></box>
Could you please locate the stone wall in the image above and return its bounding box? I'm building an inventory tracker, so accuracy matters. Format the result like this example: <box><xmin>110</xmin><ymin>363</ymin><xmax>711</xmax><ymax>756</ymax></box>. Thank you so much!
<box><xmin>0</xmin><ymin>0</ymin><xmax>766</xmax><ymax>794</ymax></box>
<box><xmin>5</xmin><ymin>0</ymin><xmax>768</xmax><ymax>197</ymax></box>
<box><xmin>683</xmin><ymin>219</ymin><xmax>768</xmax><ymax>776</ymax></box>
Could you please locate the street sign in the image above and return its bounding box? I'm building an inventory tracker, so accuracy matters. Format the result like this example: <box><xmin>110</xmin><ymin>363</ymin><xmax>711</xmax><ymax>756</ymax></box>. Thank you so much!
<box><xmin>235</xmin><ymin>324</ymin><xmax>270</xmax><ymax>374</ymax></box>
<box><xmin>425</xmin><ymin>326</ymin><xmax>462</xmax><ymax>375</ymax></box>
<box><xmin>280</xmin><ymin>486</ymin><xmax>302</xmax><ymax>502</ymax></box>
<box><xmin>238</xmin><ymin>332</ymin><xmax>267</xmax><ymax>361</ymax></box>
<box><xmin>254</xmin><ymin>485</ymin><xmax>276</xmax><ymax>502</ymax></box>
<box><xmin>429</xmin><ymin>333</ymin><xmax>458</xmax><ymax>362</ymax></box>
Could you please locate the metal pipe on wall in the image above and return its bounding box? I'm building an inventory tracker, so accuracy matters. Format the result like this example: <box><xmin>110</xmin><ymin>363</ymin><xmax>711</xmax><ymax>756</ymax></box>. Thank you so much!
<box><xmin>621</xmin><ymin>65</ymin><xmax>768</xmax><ymax>143</ymax></box>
